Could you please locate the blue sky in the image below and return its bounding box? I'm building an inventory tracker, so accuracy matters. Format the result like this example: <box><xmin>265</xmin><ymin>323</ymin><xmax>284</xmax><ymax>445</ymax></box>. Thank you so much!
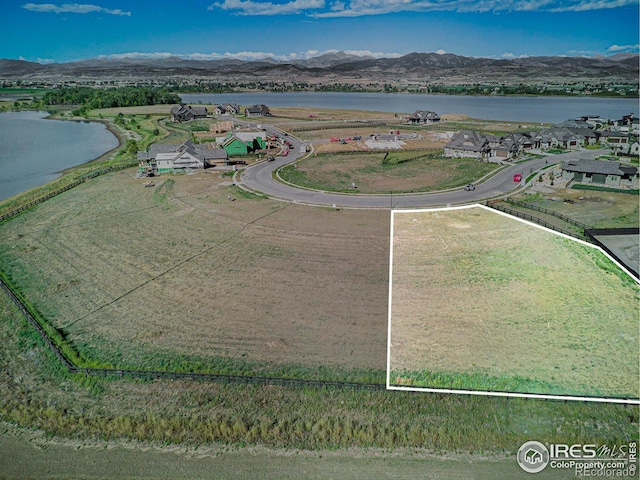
<box><xmin>3</xmin><ymin>1</ymin><xmax>639</xmax><ymax>63</ymax></box>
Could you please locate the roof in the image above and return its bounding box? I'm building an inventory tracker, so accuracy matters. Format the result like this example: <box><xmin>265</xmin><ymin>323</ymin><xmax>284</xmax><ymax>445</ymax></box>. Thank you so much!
<box><xmin>223</xmin><ymin>135</ymin><xmax>248</xmax><ymax>147</ymax></box>
<box><xmin>556</xmin><ymin>119</ymin><xmax>592</xmax><ymax>129</ymax></box>
<box><xmin>143</xmin><ymin>140</ymin><xmax>226</xmax><ymax>163</ymax></box>
<box><xmin>170</xmin><ymin>104</ymin><xmax>207</xmax><ymax>118</ymax></box>
<box><xmin>234</xmin><ymin>131</ymin><xmax>266</xmax><ymax>143</ymax></box>
<box><xmin>599</xmin><ymin>131</ymin><xmax>630</xmax><ymax>138</ymax></box>
<box><xmin>409</xmin><ymin>110</ymin><xmax>440</xmax><ymax>121</ymax></box>
<box><xmin>561</xmin><ymin>159</ymin><xmax>627</xmax><ymax>176</ymax></box>
<box><xmin>445</xmin><ymin>130</ymin><xmax>488</xmax><ymax>152</ymax></box>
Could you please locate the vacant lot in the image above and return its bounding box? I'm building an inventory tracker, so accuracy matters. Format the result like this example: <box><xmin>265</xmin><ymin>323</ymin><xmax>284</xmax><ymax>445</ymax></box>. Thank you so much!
<box><xmin>0</xmin><ymin>169</ymin><xmax>390</xmax><ymax>378</ymax></box>
<box><xmin>389</xmin><ymin>206</ymin><xmax>639</xmax><ymax>398</ymax></box>
<box><xmin>279</xmin><ymin>153</ymin><xmax>499</xmax><ymax>193</ymax></box>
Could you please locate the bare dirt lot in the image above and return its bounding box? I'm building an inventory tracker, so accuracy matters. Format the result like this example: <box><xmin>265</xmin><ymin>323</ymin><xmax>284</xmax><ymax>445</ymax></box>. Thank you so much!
<box><xmin>389</xmin><ymin>206</ymin><xmax>639</xmax><ymax>398</ymax></box>
<box><xmin>0</xmin><ymin>169</ymin><xmax>390</xmax><ymax>376</ymax></box>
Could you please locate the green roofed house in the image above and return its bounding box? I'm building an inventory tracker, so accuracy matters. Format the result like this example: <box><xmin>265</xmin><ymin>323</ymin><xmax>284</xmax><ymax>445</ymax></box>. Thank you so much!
<box><xmin>222</xmin><ymin>136</ymin><xmax>250</xmax><ymax>156</ymax></box>
<box><xmin>222</xmin><ymin>131</ymin><xmax>267</xmax><ymax>156</ymax></box>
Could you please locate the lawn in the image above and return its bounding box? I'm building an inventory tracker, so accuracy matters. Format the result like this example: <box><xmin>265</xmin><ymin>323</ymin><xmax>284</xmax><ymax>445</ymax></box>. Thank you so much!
<box><xmin>279</xmin><ymin>152</ymin><xmax>499</xmax><ymax>193</ymax></box>
<box><xmin>389</xmin><ymin>206</ymin><xmax>639</xmax><ymax>398</ymax></box>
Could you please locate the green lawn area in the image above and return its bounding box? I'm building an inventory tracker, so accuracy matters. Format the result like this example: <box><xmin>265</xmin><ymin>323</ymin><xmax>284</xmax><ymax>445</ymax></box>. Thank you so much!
<box><xmin>279</xmin><ymin>152</ymin><xmax>500</xmax><ymax>193</ymax></box>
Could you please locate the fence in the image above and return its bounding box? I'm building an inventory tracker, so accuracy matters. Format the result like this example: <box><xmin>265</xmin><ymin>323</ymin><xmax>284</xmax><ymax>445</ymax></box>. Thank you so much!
<box><xmin>289</xmin><ymin>121</ymin><xmax>387</xmax><ymax>132</ymax></box>
<box><xmin>505</xmin><ymin>200</ymin><xmax>593</xmax><ymax>230</ymax></box>
<box><xmin>0</xmin><ymin>163</ymin><xmax>134</xmax><ymax>224</ymax></box>
<box><xmin>0</xmin><ymin>275</ymin><xmax>385</xmax><ymax>391</ymax></box>
<box><xmin>485</xmin><ymin>203</ymin><xmax>585</xmax><ymax>240</ymax></box>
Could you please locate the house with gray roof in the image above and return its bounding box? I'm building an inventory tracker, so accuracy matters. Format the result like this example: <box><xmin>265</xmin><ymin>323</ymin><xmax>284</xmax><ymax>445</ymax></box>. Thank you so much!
<box><xmin>561</xmin><ymin>158</ymin><xmax>638</xmax><ymax>189</ymax></box>
<box><xmin>444</xmin><ymin>131</ymin><xmax>490</xmax><ymax>159</ymax></box>
<box><xmin>224</xmin><ymin>103</ymin><xmax>240</xmax><ymax>115</ymax></box>
<box><xmin>138</xmin><ymin>140</ymin><xmax>228</xmax><ymax>173</ymax></box>
<box><xmin>408</xmin><ymin>110</ymin><xmax>440</xmax><ymax>125</ymax></box>
<box><xmin>170</xmin><ymin>104</ymin><xmax>208</xmax><ymax>123</ymax></box>
<box><xmin>244</xmin><ymin>104</ymin><xmax>271</xmax><ymax>117</ymax></box>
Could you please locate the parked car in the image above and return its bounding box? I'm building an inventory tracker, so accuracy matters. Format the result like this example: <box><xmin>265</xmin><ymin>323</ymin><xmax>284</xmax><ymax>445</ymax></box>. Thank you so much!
<box><xmin>267</xmin><ymin>156</ymin><xmax>275</xmax><ymax>162</ymax></box>
<box><xmin>464</xmin><ymin>184</ymin><xmax>475</xmax><ymax>191</ymax></box>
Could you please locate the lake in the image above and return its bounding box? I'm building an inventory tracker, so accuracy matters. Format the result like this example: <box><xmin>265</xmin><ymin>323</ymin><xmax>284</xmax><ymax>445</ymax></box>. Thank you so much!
<box><xmin>0</xmin><ymin>111</ymin><xmax>119</xmax><ymax>201</ymax></box>
<box><xmin>180</xmin><ymin>92</ymin><xmax>639</xmax><ymax>124</ymax></box>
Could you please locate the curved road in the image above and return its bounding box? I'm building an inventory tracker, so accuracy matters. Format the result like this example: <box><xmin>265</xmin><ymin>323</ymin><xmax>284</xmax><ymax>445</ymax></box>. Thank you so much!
<box><xmin>239</xmin><ymin>123</ymin><xmax>607</xmax><ymax>209</ymax></box>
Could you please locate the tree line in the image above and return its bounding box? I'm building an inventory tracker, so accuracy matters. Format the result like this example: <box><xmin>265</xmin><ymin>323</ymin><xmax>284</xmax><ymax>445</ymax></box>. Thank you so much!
<box><xmin>39</xmin><ymin>86</ymin><xmax>180</xmax><ymax>109</ymax></box>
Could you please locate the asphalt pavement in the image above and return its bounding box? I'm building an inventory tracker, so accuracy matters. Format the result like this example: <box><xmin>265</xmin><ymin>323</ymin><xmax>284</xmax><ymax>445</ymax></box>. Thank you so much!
<box><xmin>238</xmin><ymin>122</ymin><xmax>609</xmax><ymax>209</ymax></box>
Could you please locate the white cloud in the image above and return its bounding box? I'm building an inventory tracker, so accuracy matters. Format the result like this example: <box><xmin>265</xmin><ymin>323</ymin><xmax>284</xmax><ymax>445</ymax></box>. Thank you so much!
<box><xmin>99</xmin><ymin>52</ymin><xmax>175</xmax><ymax>60</ymax></box>
<box><xmin>607</xmin><ymin>43</ymin><xmax>640</xmax><ymax>52</ymax></box>
<box><xmin>435</xmin><ymin>49</ymin><xmax>447</xmax><ymax>55</ymax></box>
<box><xmin>98</xmin><ymin>49</ymin><xmax>402</xmax><ymax>62</ymax></box>
<box><xmin>22</xmin><ymin>3</ymin><xmax>131</xmax><ymax>16</ymax></box>
<box><xmin>310</xmin><ymin>0</ymin><xmax>636</xmax><ymax>17</ymax></box>
<box><xmin>209</xmin><ymin>0</ymin><xmax>324</xmax><ymax>15</ymax></box>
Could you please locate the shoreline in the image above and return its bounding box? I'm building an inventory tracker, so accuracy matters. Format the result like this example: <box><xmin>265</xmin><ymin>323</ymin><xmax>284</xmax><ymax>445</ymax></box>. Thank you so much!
<box><xmin>43</xmin><ymin>113</ymin><xmax>126</xmax><ymax>175</ymax></box>
<box><xmin>0</xmin><ymin>110</ymin><xmax>125</xmax><ymax>204</ymax></box>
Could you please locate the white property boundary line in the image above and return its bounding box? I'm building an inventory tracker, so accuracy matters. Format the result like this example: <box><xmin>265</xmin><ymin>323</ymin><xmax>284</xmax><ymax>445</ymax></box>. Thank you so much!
<box><xmin>386</xmin><ymin>204</ymin><xmax>640</xmax><ymax>405</ymax></box>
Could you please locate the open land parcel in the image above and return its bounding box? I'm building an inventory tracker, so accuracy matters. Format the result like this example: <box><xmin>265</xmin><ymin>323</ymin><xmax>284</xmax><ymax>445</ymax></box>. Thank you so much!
<box><xmin>0</xmin><ymin>103</ymin><xmax>638</xmax><ymax>476</ymax></box>
<box><xmin>389</xmin><ymin>206</ymin><xmax>639</xmax><ymax>399</ymax></box>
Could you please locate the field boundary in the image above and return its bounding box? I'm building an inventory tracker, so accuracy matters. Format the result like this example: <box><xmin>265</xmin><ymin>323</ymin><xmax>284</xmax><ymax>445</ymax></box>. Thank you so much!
<box><xmin>484</xmin><ymin>202</ymin><xmax>585</xmax><ymax>240</ymax></box>
<box><xmin>0</xmin><ymin>163</ymin><xmax>135</xmax><ymax>223</ymax></box>
<box><xmin>0</xmin><ymin>274</ymin><xmax>385</xmax><ymax>391</ymax></box>
<box><xmin>505</xmin><ymin>199</ymin><xmax>593</xmax><ymax>230</ymax></box>
<box><xmin>387</xmin><ymin>204</ymin><xmax>640</xmax><ymax>405</ymax></box>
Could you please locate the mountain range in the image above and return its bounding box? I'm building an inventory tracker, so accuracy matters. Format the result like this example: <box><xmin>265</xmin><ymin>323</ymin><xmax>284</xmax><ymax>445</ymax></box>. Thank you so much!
<box><xmin>1</xmin><ymin>51</ymin><xmax>638</xmax><ymax>84</ymax></box>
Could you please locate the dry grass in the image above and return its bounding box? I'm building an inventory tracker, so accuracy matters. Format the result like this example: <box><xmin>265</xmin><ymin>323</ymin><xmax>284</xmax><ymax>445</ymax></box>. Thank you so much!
<box><xmin>281</xmin><ymin>153</ymin><xmax>498</xmax><ymax>194</ymax></box>
<box><xmin>0</xmin><ymin>169</ymin><xmax>389</xmax><ymax>374</ymax></box>
<box><xmin>515</xmin><ymin>189</ymin><xmax>640</xmax><ymax>229</ymax></box>
<box><xmin>389</xmin><ymin>206</ymin><xmax>639</xmax><ymax>398</ymax></box>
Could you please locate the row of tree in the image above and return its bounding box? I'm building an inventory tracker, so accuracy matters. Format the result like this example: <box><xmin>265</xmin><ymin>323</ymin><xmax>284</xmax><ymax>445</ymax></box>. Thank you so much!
<box><xmin>40</xmin><ymin>86</ymin><xmax>180</xmax><ymax>109</ymax></box>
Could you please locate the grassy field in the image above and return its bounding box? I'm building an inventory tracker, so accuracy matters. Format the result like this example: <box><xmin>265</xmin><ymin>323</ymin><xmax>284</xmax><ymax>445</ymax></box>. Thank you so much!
<box><xmin>389</xmin><ymin>206</ymin><xmax>639</xmax><ymax>398</ymax></box>
<box><xmin>1</xmin><ymin>287</ymin><xmax>637</xmax><ymax>468</ymax></box>
<box><xmin>279</xmin><ymin>152</ymin><xmax>499</xmax><ymax>193</ymax></box>
<box><xmin>512</xmin><ymin>190</ymin><xmax>640</xmax><ymax>229</ymax></box>
<box><xmin>0</xmin><ymin>169</ymin><xmax>390</xmax><ymax>379</ymax></box>
<box><xmin>1</xmin><ymin>104</ymin><xmax>638</xmax><ymax>475</ymax></box>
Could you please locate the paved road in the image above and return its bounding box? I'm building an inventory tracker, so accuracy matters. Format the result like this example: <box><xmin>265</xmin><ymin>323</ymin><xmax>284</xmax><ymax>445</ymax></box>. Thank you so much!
<box><xmin>239</xmin><ymin>122</ymin><xmax>607</xmax><ymax>209</ymax></box>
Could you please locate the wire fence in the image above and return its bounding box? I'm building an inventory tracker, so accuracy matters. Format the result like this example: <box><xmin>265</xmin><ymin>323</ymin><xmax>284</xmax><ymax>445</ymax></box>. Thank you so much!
<box><xmin>505</xmin><ymin>200</ymin><xmax>593</xmax><ymax>230</ymax></box>
<box><xmin>0</xmin><ymin>275</ymin><xmax>385</xmax><ymax>391</ymax></box>
<box><xmin>485</xmin><ymin>203</ymin><xmax>585</xmax><ymax>240</ymax></box>
<box><xmin>0</xmin><ymin>163</ymin><xmax>134</xmax><ymax>224</ymax></box>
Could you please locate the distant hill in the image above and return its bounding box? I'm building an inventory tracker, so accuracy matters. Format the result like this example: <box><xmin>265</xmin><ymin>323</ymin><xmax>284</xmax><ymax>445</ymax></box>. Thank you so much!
<box><xmin>1</xmin><ymin>51</ymin><xmax>637</xmax><ymax>84</ymax></box>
